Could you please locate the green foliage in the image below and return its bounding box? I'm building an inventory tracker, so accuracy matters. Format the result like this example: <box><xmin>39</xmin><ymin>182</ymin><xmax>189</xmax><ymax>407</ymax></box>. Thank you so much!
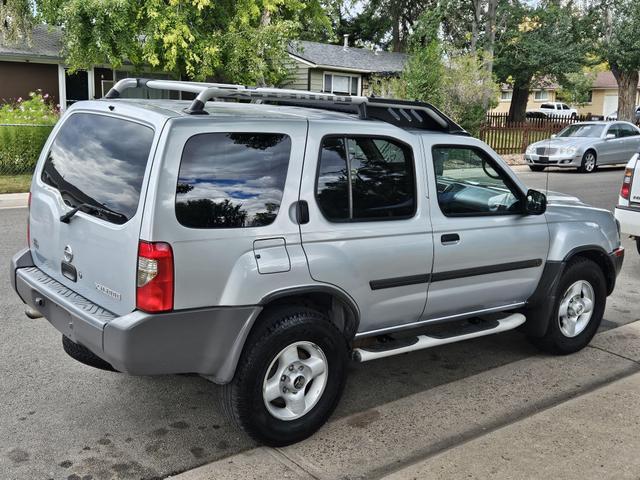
<box><xmin>37</xmin><ymin>0</ymin><xmax>331</xmax><ymax>84</ymax></box>
<box><xmin>0</xmin><ymin>92</ymin><xmax>58</xmax><ymax>175</ymax></box>
<box><xmin>557</xmin><ymin>70</ymin><xmax>598</xmax><ymax>107</ymax></box>
<box><xmin>590</xmin><ymin>0</ymin><xmax>640</xmax><ymax>73</ymax></box>
<box><xmin>440</xmin><ymin>53</ymin><xmax>499</xmax><ymax>135</ymax></box>
<box><xmin>0</xmin><ymin>0</ymin><xmax>35</xmax><ymax>43</ymax></box>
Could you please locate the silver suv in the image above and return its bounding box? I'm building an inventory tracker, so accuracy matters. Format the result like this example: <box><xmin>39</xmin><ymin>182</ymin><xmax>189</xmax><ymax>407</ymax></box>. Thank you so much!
<box><xmin>10</xmin><ymin>79</ymin><xmax>624</xmax><ymax>446</ymax></box>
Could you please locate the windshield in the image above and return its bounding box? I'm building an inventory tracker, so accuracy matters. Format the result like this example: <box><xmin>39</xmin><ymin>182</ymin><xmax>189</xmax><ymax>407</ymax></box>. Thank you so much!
<box><xmin>41</xmin><ymin>113</ymin><xmax>154</xmax><ymax>224</ymax></box>
<box><xmin>557</xmin><ymin>124</ymin><xmax>605</xmax><ymax>138</ymax></box>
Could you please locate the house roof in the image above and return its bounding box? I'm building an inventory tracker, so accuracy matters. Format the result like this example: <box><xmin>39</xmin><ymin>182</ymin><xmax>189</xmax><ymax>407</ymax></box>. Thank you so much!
<box><xmin>0</xmin><ymin>25</ymin><xmax>62</xmax><ymax>60</ymax></box>
<box><xmin>288</xmin><ymin>40</ymin><xmax>407</xmax><ymax>74</ymax></box>
<box><xmin>590</xmin><ymin>71</ymin><xmax>640</xmax><ymax>89</ymax></box>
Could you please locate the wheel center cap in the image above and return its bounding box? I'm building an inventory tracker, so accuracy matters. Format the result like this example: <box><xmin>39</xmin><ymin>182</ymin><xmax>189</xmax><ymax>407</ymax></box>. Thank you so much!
<box><xmin>293</xmin><ymin>376</ymin><xmax>306</xmax><ymax>389</ymax></box>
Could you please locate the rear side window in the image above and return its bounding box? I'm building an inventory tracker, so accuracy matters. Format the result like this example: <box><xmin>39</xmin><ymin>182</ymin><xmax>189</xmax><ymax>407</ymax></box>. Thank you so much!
<box><xmin>41</xmin><ymin>113</ymin><xmax>154</xmax><ymax>224</ymax></box>
<box><xmin>176</xmin><ymin>133</ymin><xmax>291</xmax><ymax>228</ymax></box>
<box><xmin>316</xmin><ymin>136</ymin><xmax>416</xmax><ymax>221</ymax></box>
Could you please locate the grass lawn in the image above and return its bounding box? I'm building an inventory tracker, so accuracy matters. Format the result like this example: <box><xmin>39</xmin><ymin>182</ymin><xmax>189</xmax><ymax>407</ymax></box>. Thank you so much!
<box><xmin>0</xmin><ymin>175</ymin><xmax>32</xmax><ymax>194</ymax></box>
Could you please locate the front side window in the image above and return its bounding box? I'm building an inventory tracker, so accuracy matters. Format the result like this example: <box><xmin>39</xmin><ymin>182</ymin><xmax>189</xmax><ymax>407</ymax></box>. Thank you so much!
<box><xmin>316</xmin><ymin>136</ymin><xmax>415</xmax><ymax>221</ymax></box>
<box><xmin>176</xmin><ymin>133</ymin><xmax>291</xmax><ymax>228</ymax></box>
<box><xmin>432</xmin><ymin>146</ymin><xmax>522</xmax><ymax>216</ymax></box>
<box><xmin>41</xmin><ymin>113</ymin><xmax>155</xmax><ymax>224</ymax></box>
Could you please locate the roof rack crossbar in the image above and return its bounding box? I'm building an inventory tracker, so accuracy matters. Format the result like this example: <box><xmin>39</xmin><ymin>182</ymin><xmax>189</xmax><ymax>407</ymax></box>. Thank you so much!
<box><xmin>104</xmin><ymin>78</ymin><xmax>466</xmax><ymax>134</ymax></box>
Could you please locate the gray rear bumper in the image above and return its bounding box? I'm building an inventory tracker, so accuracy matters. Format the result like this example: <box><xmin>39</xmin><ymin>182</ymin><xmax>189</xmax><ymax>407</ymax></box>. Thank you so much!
<box><xmin>10</xmin><ymin>248</ymin><xmax>260</xmax><ymax>383</ymax></box>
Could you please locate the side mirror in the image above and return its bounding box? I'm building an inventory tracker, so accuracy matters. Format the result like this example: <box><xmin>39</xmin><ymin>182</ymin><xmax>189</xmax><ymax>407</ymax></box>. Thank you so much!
<box><xmin>606</xmin><ymin>133</ymin><xmax>616</xmax><ymax>140</ymax></box>
<box><xmin>525</xmin><ymin>189</ymin><xmax>547</xmax><ymax>215</ymax></box>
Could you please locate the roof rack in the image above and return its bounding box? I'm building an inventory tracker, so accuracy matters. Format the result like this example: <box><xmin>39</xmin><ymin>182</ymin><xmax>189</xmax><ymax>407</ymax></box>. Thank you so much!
<box><xmin>104</xmin><ymin>78</ymin><xmax>466</xmax><ymax>134</ymax></box>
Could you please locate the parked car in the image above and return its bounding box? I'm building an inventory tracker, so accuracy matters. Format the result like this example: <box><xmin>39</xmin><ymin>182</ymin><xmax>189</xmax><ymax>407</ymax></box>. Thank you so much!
<box><xmin>615</xmin><ymin>150</ymin><xmax>640</xmax><ymax>254</ymax></box>
<box><xmin>525</xmin><ymin>121</ymin><xmax>640</xmax><ymax>172</ymax></box>
<box><xmin>606</xmin><ymin>106</ymin><xmax>640</xmax><ymax>122</ymax></box>
<box><xmin>537</xmin><ymin>102</ymin><xmax>578</xmax><ymax>118</ymax></box>
<box><xmin>10</xmin><ymin>79</ymin><xmax>624</xmax><ymax>447</ymax></box>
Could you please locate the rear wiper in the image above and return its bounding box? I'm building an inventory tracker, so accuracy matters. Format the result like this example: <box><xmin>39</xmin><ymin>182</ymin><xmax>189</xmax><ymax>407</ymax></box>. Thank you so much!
<box><xmin>60</xmin><ymin>203</ymin><xmax>127</xmax><ymax>223</ymax></box>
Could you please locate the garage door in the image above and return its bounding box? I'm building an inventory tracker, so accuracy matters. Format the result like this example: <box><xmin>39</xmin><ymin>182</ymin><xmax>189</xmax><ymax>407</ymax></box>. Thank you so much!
<box><xmin>604</xmin><ymin>95</ymin><xmax>618</xmax><ymax>117</ymax></box>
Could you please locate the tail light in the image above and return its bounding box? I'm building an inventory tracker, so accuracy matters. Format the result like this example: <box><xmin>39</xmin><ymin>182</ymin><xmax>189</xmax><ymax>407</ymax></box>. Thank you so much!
<box><xmin>136</xmin><ymin>241</ymin><xmax>174</xmax><ymax>313</ymax></box>
<box><xmin>27</xmin><ymin>192</ymin><xmax>32</xmax><ymax>246</ymax></box>
<box><xmin>621</xmin><ymin>167</ymin><xmax>634</xmax><ymax>200</ymax></box>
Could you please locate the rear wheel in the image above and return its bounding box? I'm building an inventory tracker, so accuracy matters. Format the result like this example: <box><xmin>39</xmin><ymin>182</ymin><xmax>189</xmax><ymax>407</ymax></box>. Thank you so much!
<box><xmin>529</xmin><ymin>257</ymin><xmax>606</xmax><ymax>355</ymax></box>
<box><xmin>222</xmin><ymin>306</ymin><xmax>348</xmax><ymax>446</ymax></box>
<box><xmin>529</xmin><ymin>165</ymin><xmax>546</xmax><ymax>172</ymax></box>
<box><xmin>578</xmin><ymin>151</ymin><xmax>597</xmax><ymax>173</ymax></box>
<box><xmin>636</xmin><ymin>237</ymin><xmax>640</xmax><ymax>255</ymax></box>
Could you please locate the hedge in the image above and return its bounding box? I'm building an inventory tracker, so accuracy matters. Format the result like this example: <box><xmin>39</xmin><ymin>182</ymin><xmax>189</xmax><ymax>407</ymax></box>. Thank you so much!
<box><xmin>0</xmin><ymin>125</ymin><xmax>54</xmax><ymax>175</ymax></box>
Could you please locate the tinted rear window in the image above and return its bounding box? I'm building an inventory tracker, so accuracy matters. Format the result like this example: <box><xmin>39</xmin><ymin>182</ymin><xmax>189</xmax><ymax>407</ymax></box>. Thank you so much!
<box><xmin>41</xmin><ymin>113</ymin><xmax>154</xmax><ymax>224</ymax></box>
<box><xmin>176</xmin><ymin>133</ymin><xmax>291</xmax><ymax>228</ymax></box>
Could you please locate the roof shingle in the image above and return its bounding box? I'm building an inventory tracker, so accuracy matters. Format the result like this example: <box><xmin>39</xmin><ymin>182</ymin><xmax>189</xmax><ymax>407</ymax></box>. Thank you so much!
<box><xmin>288</xmin><ymin>40</ymin><xmax>407</xmax><ymax>73</ymax></box>
<box><xmin>0</xmin><ymin>24</ymin><xmax>62</xmax><ymax>60</ymax></box>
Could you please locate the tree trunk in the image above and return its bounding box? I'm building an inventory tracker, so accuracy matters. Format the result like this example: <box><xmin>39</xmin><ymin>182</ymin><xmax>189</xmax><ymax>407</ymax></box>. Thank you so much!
<box><xmin>469</xmin><ymin>0</ymin><xmax>481</xmax><ymax>54</ymax></box>
<box><xmin>611</xmin><ymin>65</ymin><xmax>639</xmax><ymax>123</ymax></box>
<box><xmin>482</xmin><ymin>0</ymin><xmax>498</xmax><ymax>110</ymax></box>
<box><xmin>508</xmin><ymin>80</ymin><xmax>530</xmax><ymax>122</ymax></box>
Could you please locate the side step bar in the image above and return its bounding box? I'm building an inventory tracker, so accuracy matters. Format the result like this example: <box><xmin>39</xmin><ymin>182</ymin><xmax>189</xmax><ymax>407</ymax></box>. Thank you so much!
<box><xmin>353</xmin><ymin>313</ymin><xmax>526</xmax><ymax>362</ymax></box>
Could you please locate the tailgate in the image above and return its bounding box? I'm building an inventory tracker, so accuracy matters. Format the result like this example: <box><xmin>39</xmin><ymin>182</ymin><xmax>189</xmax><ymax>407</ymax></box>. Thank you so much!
<box><xmin>29</xmin><ymin>111</ymin><xmax>156</xmax><ymax>316</ymax></box>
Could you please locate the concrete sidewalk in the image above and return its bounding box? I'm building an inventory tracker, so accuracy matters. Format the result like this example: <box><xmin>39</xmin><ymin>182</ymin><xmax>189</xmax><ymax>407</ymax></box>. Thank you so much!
<box><xmin>0</xmin><ymin>192</ymin><xmax>28</xmax><ymax>209</ymax></box>
<box><xmin>170</xmin><ymin>321</ymin><xmax>640</xmax><ymax>480</ymax></box>
<box><xmin>384</xmin><ymin>371</ymin><xmax>640</xmax><ymax>480</ymax></box>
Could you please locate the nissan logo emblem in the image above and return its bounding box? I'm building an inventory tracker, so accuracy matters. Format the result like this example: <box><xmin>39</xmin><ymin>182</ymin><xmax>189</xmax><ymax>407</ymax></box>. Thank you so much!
<box><xmin>63</xmin><ymin>245</ymin><xmax>73</xmax><ymax>263</ymax></box>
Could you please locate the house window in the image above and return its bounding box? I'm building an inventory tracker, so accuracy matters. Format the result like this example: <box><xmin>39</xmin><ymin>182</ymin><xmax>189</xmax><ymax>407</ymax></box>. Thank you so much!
<box><xmin>534</xmin><ymin>90</ymin><xmax>550</xmax><ymax>101</ymax></box>
<box><xmin>500</xmin><ymin>90</ymin><xmax>512</xmax><ymax>101</ymax></box>
<box><xmin>323</xmin><ymin>73</ymin><xmax>360</xmax><ymax>96</ymax></box>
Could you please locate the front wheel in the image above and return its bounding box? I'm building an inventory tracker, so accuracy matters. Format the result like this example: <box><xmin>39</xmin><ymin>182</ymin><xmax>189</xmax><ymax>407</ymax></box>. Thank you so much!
<box><xmin>222</xmin><ymin>306</ymin><xmax>348</xmax><ymax>446</ymax></box>
<box><xmin>636</xmin><ymin>237</ymin><xmax>640</xmax><ymax>255</ymax></box>
<box><xmin>529</xmin><ymin>257</ymin><xmax>606</xmax><ymax>355</ymax></box>
<box><xmin>578</xmin><ymin>151</ymin><xmax>597</xmax><ymax>173</ymax></box>
<box><xmin>529</xmin><ymin>165</ymin><xmax>546</xmax><ymax>172</ymax></box>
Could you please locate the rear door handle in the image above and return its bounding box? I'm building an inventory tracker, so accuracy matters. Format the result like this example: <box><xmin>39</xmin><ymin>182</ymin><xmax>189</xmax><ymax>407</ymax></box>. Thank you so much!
<box><xmin>441</xmin><ymin>233</ymin><xmax>460</xmax><ymax>245</ymax></box>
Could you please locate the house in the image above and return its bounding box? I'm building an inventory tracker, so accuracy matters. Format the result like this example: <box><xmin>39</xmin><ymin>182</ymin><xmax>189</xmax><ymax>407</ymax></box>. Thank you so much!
<box><xmin>1</xmin><ymin>27</ymin><xmax>406</xmax><ymax>109</ymax></box>
<box><xmin>493</xmin><ymin>71</ymin><xmax>640</xmax><ymax>116</ymax></box>
<box><xmin>285</xmin><ymin>36</ymin><xmax>407</xmax><ymax>96</ymax></box>
<box><xmin>0</xmin><ymin>25</ymin><xmax>174</xmax><ymax>110</ymax></box>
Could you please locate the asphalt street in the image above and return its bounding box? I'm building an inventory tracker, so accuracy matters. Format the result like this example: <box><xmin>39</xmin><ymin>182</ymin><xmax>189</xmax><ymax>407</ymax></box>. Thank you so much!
<box><xmin>1</xmin><ymin>165</ymin><xmax>638</xmax><ymax>480</ymax></box>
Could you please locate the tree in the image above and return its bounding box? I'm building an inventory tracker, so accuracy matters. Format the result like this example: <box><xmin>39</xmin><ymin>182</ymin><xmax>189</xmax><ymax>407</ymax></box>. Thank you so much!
<box><xmin>493</xmin><ymin>1</ymin><xmax>588</xmax><ymax>121</ymax></box>
<box><xmin>36</xmin><ymin>0</ymin><xmax>331</xmax><ymax>84</ymax></box>
<box><xmin>557</xmin><ymin>70</ymin><xmax>598</xmax><ymax>107</ymax></box>
<box><xmin>0</xmin><ymin>0</ymin><xmax>34</xmax><ymax>44</ymax></box>
<box><xmin>589</xmin><ymin>0</ymin><xmax>640</xmax><ymax>122</ymax></box>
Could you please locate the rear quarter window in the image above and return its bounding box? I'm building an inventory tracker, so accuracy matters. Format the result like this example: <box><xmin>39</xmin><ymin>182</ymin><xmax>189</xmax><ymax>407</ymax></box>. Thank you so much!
<box><xmin>41</xmin><ymin>113</ymin><xmax>155</xmax><ymax>224</ymax></box>
<box><xmin>175</xmin><ymin>133</ymin><xmax>292</xmax><ymax>228</ymax></box>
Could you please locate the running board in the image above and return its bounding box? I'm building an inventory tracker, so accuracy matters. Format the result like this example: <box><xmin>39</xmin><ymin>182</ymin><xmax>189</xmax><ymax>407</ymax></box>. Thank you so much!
<box><xmin>353</xmin><ymin>313</ymin><xmax>526</xmax><ymax>362</ymax></box>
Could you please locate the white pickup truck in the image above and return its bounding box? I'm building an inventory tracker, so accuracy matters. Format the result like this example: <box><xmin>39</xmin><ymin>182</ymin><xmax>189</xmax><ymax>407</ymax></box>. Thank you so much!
<box><xmin>615</xmin><ymin>152</ymin><xmax>640</xmax><ymax>253</ymax></box>
<box><xmin>537</xmin><ymin>102</ymin><xmax>578</xmax><ymax>118</ymax></box>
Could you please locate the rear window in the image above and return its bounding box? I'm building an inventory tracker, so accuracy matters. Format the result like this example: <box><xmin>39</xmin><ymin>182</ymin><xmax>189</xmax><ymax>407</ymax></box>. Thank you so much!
<box><xmin>175</xmin><ymin>133</ymin><xmax>291</xmax><ymax>228</ymax></box>
<box><xmin>41</xmin><ymin>113</ymin><xmax>154</xmax><ymax>224</ymax></box>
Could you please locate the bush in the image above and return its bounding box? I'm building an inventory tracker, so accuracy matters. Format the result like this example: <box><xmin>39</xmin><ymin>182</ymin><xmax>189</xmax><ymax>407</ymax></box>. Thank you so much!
<box><xmin>0</xmin><ymin>91</ymin><xmax>58</xmax><ymax>175</ymax></box>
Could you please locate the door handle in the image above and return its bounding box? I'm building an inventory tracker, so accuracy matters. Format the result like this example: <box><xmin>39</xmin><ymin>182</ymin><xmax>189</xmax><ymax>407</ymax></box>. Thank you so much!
<box><xmin>441</xmin><ymin>233</ymin><xmax>460</xmax><ymax>245</ymax></box>
<box><xmin>295</xmin><ymin>200</ymin><xmax>309</xmax><ymax>225</ymax></box>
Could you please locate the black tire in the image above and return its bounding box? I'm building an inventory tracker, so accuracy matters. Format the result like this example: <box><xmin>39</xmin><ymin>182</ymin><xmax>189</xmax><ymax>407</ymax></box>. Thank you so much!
<box><xmin>62</xmin><ymin>335</ymin><xmax>117</xmax><ymax>371</ymax></box>
<box><xmin>529</xmin><ymin>257</ymin><xmax>606</xmax><ymax>355</ymax></box>
<box><xmin>222</xmin><ymin>306</ymin><xmax>348</xmax><ymax>446</ymax></box>
<box><xmin>529</xmin><ymin>165</ymin><xmax>546</xmax><ymax>172</ymax></box>
<box><xmin>636</xmin><ymin>237</ymin><xmax>640</xmax><ymax>255</ymax></box>
<box><xmin>578</xmin><ymin>150</ymin><xmax>597</xmax><ymax>173</ymax></box>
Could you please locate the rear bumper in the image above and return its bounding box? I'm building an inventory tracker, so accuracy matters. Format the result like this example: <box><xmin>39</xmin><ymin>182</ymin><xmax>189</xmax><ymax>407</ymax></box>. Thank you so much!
<box><xmin>10</xmin><ymin>248</ymin><xmax>261</xmax><ymax>383</ymax></box>
<box><xmin>615</xmin><ymin>205</ymin><xmax>640</xmax><ymax>237</ymax></box>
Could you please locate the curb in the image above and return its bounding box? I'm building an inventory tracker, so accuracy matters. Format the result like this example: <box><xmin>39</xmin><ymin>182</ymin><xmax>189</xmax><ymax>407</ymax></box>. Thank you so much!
<box><xmin>0</xmin><ymin>192</ymin><xmax>29</xmax><ymax>209</ymax></box>
<box><xmin>168</xmin><ymin>321</ymin><xmax>640</xmax><ymax>480</ymax></box>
